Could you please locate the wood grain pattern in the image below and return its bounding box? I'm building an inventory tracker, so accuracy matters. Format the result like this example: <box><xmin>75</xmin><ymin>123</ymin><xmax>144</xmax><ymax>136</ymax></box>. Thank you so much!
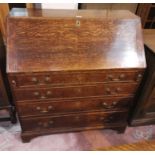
<box><xmin>13</xmin><ymin>83</ymin><xmax>139</xmax><ymax>102</ymax></box>
<box><xmin>6</xmin><ymin>9</ymin><xmax>146</xmax><ymax>142</ymax></box>
<box><xmin>17</xmin><ymin>97</ymin><xmax>133</xmax><ymax>117</ymax></box>
<box><xmin>9</xmin><ymin>70</ymin><xmax>143</xmax><ymax>88</ymax></box>
<box><xmin>21</xmin><ymin>125</ymin><xmax>127</xmax><ymax>143</ymax></box>
<box><xmin>20</xmin><ymin>111</ymin><xmax>127</xmax><ymax>132</ymax></box>
<box><xmin>7</xmin><ymin>8</ymin><xmax>146</xmax><ymax>73</ymax></box>
<box><xmin>97</xmin><ymin>140</ymin><xmax>155</xmax><ymax>151</ymax></box>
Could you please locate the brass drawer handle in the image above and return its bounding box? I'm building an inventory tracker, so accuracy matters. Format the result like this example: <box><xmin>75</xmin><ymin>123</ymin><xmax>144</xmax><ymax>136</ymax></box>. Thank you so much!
<box><xmin>41</xmin><ymin>106</ymin><xmax>53</xmax><ymax>113</ymax></box>
<box><xmin>31</xmin><ymin>77</ymin><xmax>38</xmax><ymax>83</ymax></box>
<box><xmin>102</xmin><ymin>102</ymin><xmax>112</xmax><ymax>109</ymax></box>
<box><xmin>41</xmin><ymin>91</ymin><xmax>52</xmax><ymax>99</ymax></box>
<box><xmin>101</xmin><ymin>101</ymin><xmax>117</xmax><ymax>109</ymax></box>
<box><xmin>32</xmin><ymin>76</ymin><xmax>52</xmax><ymax>84</ymax></box>
<box><xmin>107</xmin><ymin>75</ymin><xmax>119</xmax><ymax>81</ymax></box>
<box><xmin>106</xmin><ymin>88</ymin><xmax>111</xmax><ymax>94</ymax></box>
<box><xmin>116</xmin><ymin>87</ymin><xmax>121</xmax><ymax>92</ymax></box>
<box><xmin>112</xmin><ymin>78</ymin><xmax>119</xmax><ymax>81</ymax></box>
<box><xmin>41</xmin><ymin>110</ymin><xmax>48</xmax><ymax>113</ymax></box>
<box><xmin>112</xmin><ymin>101</ymin><xmax>117</xmax><ymax>105</ymax></box>
<box><xmin>119</xmin><ymin>74</ymin><xmax>125</xmax><ymax>79</ymax></box>
<box><xmin>40</xmin><ymin>95</ymin><xmax>46</xmax><ymax>99</ymax></box>
<box><xmin>45</xmin><ymin>76</ymin><xmax>51</xmax><ymax>83</ymax></box>
<box><xmin>34</xmin><ymin>91</ymin><xmax>52</xmax><ymax>99</ymax></box>
<box><xmin>108</xmin><ymin>74</ymin><xmax>125</xmax><ymax>81</ymax></box>
<box><xmin>36</xmin><ymin>106</ymin><xmax>53</xmax><ymax>113</ymax></box>
<box><xmin>48</xmin><ymin>105</ymin><xmax>53</xmax><ymax>110</ymax></box>
<box><xmin>102</xmin><ymin>102</ymin><xmax>107</xmax><ymax>106</ymax></box>
<box><xmin>36</xmin><ymin>106</ymin><xmax>41</xmax><ymax>110</ymax></box>
<box><xmin>11</xmin><ymin>80</ymin><xmax>16</xmax><ymax>86</ymax></box>
<box><xmin>34</xmin><ymin>91</ymin><xmax>40</xmax><ymax>96</ymax></box>
<box><xmin>38</xmin><ymin>120</ymin><xmax>53</xmax><ymax>128</ymax></box>
<box><xmin>106</xmin><ymin>88</ymin><xmax>121</xmax><ymax>94</ymax></box>
<box><xmin>136</xmin><ymin>73</ymin><xmax>142</xmax><ymax>81</ymax></box>
<box><xmin>46</xmin><ymin>91</ymin><xmax>52</xmax><ymax>96</ymax></box>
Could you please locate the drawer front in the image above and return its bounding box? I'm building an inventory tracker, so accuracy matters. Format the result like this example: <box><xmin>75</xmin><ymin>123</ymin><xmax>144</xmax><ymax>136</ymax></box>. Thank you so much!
<box><xmin>9</xmin><ymin>71</ymin><xmax>143</xmax><ymax>88</ymax></box>
<box><xmin>17</xmin><ymin>97</ymin><xmax>133</xmax><ymax>117</ymax></box>
<box><xmin>14</xmin><ymin>83</ymin><xmax>138</xmax><ymax>101</ymax></box>
<box><xmin>20</xmin><ymin>111</ymin><xmax>127</xmax><ymax>131</ymax></box>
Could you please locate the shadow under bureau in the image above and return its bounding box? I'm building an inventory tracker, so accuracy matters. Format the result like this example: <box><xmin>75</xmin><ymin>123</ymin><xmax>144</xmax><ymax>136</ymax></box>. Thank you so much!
<box><xmin>6</xmin><ymin>8</ymin><xmax>146</xmax><ymax>142</ymax></box>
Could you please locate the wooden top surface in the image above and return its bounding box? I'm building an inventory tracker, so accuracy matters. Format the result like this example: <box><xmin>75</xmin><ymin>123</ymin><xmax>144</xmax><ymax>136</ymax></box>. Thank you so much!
<box><xmin>143</xmin><ymin>29</ymin><xmax>155</xmax><ymax>54</ymax></box>
<box><xmin>7</xmin><ymin>8</ymin><xmax>146</xmax><ymax>73</ymax></box>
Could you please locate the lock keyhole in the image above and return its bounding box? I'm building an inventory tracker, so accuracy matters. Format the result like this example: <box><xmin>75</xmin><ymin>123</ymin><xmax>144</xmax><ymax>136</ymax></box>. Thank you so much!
<box><xmin>76</xmin><ymin>20</ymin><xmax>81</xmax><ymax>27</ymax></box>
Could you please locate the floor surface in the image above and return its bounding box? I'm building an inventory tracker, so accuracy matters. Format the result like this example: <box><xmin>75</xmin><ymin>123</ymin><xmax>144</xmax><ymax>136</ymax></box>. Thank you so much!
<box><xmin>0</xmin><ymin>120</ymin><xmax>155</xmax><ymax>151</ymax></box>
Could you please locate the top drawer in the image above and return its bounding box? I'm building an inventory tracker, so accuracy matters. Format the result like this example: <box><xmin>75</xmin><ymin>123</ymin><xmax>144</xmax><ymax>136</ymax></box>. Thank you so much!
<box><xmin>9</xmin><ymin>71</ymin><xmax>143</xmax><ymax>88</ymax></box>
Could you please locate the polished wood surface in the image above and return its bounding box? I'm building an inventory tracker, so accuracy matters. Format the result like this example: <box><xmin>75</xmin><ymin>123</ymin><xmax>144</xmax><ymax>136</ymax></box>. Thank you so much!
<box><xmin>13</xmin><ymin>83</ymin><xmax>138</xmax><ymax>102</ymax></box>
<box><xmin>7</xmin><ymin>9</ymin><xmax>146</xmax><ymax>142</ymax></box>
<box><xmin>20</xmin><ymin>111</ymin><xmax>127</xmax><ymax>132</ymax></box>
<box><xmin>7</xmin><ymin>8</ymin><xmax>146</xmax><ymax>73</ymax></box>
<box><xmin>17</xmin><ymin>97</ymin><xmax>133</xmax><ymax>117</ymax></box>
<box><xmin>9</xmin><ymin>70</ymin><xmax>143</xmax><ymax>88</ymax></box>
<box><xmin>97</xmin><ymin>139</ymin><xmax>155</xmax><ymax>151</ymax></box>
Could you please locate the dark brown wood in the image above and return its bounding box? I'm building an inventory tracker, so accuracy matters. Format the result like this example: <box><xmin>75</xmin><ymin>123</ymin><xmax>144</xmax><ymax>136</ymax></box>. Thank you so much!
<box><xmin>13</xmin><ymin>83</ymin><xmax>139</xmax><ymax>102</ymax></box>
<box><xmin>129</xmin><ymin>29</ymin><xmax>155</xmax><ymax>126</ymax></box>
<box><xmin>20</xmin><ymin>111</ymin><xmax>127</xmax><ymax>132</ymax></box>
<box><xmin>17</xmin><ymin>97</ymin><xmax>133</xmax><ymax>117</ymax></box>
<box><xmin>9</xmin><ymin>70</ymin><xmax>144</xmax><ymax>88</ymax></box>
<box><xmin>7</xmin><ymin>8</ymin><xmax>146</xmax><ymax>73</ymax></box>
<box><xmin>6</xmin><ymin>8</ymin><xmax>146</xmax><ymax>142</ymax></box>
<box><xmin>21</xmin><ymin>124</ymin><xmax>127</xmax><ymax>143</ymax></box>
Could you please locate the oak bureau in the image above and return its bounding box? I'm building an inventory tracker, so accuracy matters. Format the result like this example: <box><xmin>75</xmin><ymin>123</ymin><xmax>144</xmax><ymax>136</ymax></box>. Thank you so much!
<box><xmin>7</xmin><ymin>8</ymin><xmax>146</xmax><ymax>142</ymax></box>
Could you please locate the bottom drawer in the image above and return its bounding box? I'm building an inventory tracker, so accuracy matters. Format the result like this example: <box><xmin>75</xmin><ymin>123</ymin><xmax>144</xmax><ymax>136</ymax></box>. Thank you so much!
<box><xmin>20</xmin><ymin>111</ymin><xmax>127</xmax><ymax>132</ymax></box>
